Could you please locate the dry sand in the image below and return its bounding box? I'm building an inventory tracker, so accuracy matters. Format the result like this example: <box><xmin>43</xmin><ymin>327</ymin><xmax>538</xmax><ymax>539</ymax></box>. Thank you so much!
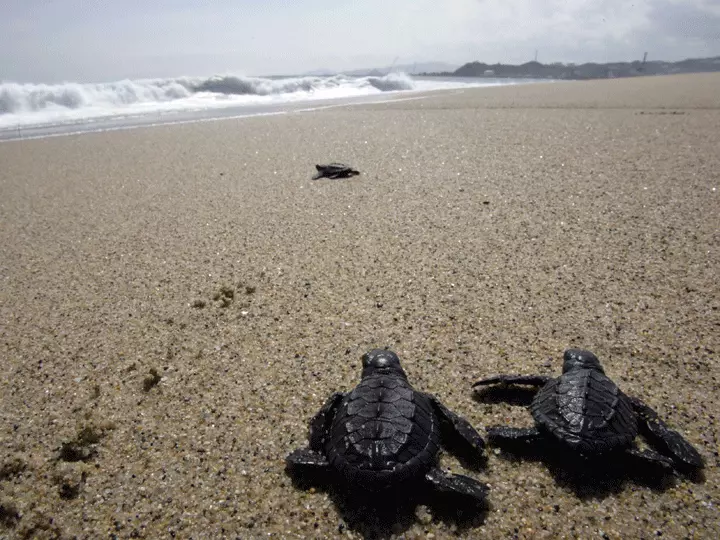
<box><xmin>1</xmin><ymin>73</ymin><xmax>719</xmax><ymax>539</ymax></box>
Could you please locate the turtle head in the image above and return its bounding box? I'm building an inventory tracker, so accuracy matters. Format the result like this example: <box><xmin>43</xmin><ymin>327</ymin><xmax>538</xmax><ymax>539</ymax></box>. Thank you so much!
<box><xmin>562</xmin><ymin>349</ymin><xmax>604</xmax><ymax>373</ymax></box>
<box><xmin>361</xmin><ymin>349</ymin><xmax>407</xmax><ymax>379</ymax></box>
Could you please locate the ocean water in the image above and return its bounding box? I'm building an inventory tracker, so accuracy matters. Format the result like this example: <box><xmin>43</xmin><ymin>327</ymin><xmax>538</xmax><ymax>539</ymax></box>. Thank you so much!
<box><xmin>0</xmin><ymin>73</ymin><xmax>541</xmax><ymax>141</ymax></box>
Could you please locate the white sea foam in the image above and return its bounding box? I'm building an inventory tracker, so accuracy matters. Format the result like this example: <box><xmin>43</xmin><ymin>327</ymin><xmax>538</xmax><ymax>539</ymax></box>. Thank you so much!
<box><xmin>0</xmin><ymin>72</ymin><xmax>504</xmax><ymax>130</ymax></box>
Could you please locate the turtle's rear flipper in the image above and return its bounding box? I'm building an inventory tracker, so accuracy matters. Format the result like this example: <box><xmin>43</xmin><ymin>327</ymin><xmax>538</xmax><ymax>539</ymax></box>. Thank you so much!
<box><xmin>425</xmin><ymin>468</ymin><xmax>489</xmax><ymax>505</ymax></box>
<box><xmin>625</xmin><ymin>447</ymin><xmax>674</xmax><ymax>471</ymax></box>
<box><xmin>629</xmin><ymin>396</ymin><xmax>704</xmax><ymax>470</ymax></box>
<box><xmin>286</xmin><ymin>448</ymin><xmax>332</xmax><ymax>488</ymax></box>
<box><xmin>286</xmin><ymin>448</ymin><xmax>330</xmax><ymax>469</ymax></box>
<box><xmin>624</xmin><ymin>447</ymin><xmax>677</xmax><ymax>487</ymax></box>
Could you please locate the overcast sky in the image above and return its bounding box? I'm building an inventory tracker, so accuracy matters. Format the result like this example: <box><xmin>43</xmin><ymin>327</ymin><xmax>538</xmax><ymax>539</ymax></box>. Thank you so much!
<box><xmin>2</xmin><ymin>0</ymin><xmax>719</xmax><ymax>83</ymax></box>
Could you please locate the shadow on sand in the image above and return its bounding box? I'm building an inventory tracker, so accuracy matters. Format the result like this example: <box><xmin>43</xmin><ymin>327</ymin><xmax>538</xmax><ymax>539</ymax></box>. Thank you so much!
<box><xmin>287</xmin><ymin>468</ymin><xmax>489</xmax><ymax>539</ymax></box>
<box><xmin>473</xmin><ymin>385</ymin><xmax>538</xmax><ymax>407</ymax></box>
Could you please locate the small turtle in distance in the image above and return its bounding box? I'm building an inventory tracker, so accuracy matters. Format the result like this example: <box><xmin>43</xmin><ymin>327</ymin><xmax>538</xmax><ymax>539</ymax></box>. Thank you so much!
<box><xmin>287</xmin><ymin>349</ymin><xmax>489</xmax><ymax>506</ymax></box>
<box><xmin>312</xmin><ymin>162</ymin><xmax>360</xmax><ymax>180</ymax></box>
<box><xmin>473</xmin><ymin>349</ymin><xmax>704</xmax><ymax>474</ymax></box>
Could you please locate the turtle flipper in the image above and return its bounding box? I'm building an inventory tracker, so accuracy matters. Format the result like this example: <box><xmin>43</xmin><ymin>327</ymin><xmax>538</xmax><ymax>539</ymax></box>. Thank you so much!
<box><xmin>286</xmin><ymin>448</ymin><xmax>331</xmax><ymax>470</ymax></box>
<box><xmin>428</xmin><ymin>395</ymin><xmax>485</xmax><ymax>457</ymax></box>
<box><xmin>312</xmin><ymin>165</ymin><xmax>326</xmax><ymax>180</ymax></box>
<box><xmin>287</xmin><ymin>391</ymin><xmax>344</xmax><ymax>487</ymax></box>
<box><xmin>424</xmin><ymin>467</ymin><xmax>489</xmax><ymax>505</ymax></box>
<box><xmin>625</xmin><ymin>447</ymin><xmax>674</xmax><ymax>471</ymax></box>
<box><xmin>628</xmin><ymin>396</ymin><xmax>704</xmax><ymax>470</ymax></box>
<box><xmin>312</xmin><ymin>163</ymin><xmax>359</xmax><ymax>180</ymax></box>
<box><xmin>285</xmin><ymin>448</ymin><xmax>333</xmax><ymax>488</ymax></box>
<box><xmin>308</xmin><ymin>392</ymin><xmax>345</xmax><ymax>451</ymax></box>
<box><xmin>336</xmin><ymin>167</ymin><xmax>359</xmax><ymax>178</ymax></box>
<box><xmin>473</xmin><ymin>374</ymin><xmax>551</xmax><ymax>388</ymax></box>
<box><xmin>487</xmin><ymin>426</ymin><xmax>543</xmax><ymax>444</ymax></box>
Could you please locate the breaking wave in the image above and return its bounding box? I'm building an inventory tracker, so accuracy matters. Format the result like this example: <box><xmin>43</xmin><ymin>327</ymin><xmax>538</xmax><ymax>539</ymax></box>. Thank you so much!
<box><xmin>0</xmin><ymin>72</ymin><xmax>418</xmax><ymax>128</ymax></box>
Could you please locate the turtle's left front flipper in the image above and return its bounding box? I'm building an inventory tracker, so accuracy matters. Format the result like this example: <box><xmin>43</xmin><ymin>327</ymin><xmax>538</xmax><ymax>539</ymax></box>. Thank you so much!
<box><xmin>425</xmin><ymin>467</ymin><xmax>489</xmax><ymax>505</ymax></box>
<box><xmin>428</xmin><ymin>395</ymin><xmax>485</xmax><ymax>459</ymax></box>
<box><xmin>629</xmin><ymin>396</ymin><xmax>704</xmax><ymax>470</ymax></box>
<box><xmin>312</xmin><ymin>165</ymin><xmax>326</xmax><ymax>180</ymax></box>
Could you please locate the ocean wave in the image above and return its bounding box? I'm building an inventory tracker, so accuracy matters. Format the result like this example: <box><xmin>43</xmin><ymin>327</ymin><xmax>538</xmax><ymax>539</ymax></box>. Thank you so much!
<box><xmin>0</xmin><ymin>72</ymin><xmax>522</xmax><ymax>131</ymax></box>
<box><xmin>0</xmin><ymin>72</ymin><xmax>415</xmax><ymax>120</ymax></box>
<box><xmin>0</xmin><ymin>79</ymin><xmax>192</xmax><ymax>114</ymax></box>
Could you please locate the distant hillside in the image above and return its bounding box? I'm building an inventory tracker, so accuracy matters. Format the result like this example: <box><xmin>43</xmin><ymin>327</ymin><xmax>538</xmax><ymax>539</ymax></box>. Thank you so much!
<box><xmin>421</xmin><ymin>56</ymin><xmax>720</xmax><ymax>80</ymax></box>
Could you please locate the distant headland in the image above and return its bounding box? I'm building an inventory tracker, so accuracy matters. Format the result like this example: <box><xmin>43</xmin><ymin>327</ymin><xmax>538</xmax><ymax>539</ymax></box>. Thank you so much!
<box><xmin>419</xmin><ymin>55</ymin><xmax>720</xmax><ymax>80</ymax></box>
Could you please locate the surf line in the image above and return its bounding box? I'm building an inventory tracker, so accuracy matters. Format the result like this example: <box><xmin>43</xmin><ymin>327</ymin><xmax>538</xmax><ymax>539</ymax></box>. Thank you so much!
<box><xmin>0</xmin><ymin>90</ymin><xmax>467</xmax><ymax>143</ymax></box>
<box><xmin>291</xmin><ymin>90</ymin><xmax>466</xmax><ymax>114</ymax></box>
<box><xmin>0</xmin><ymin>111</ymin><xmax>290</xmax><ymax>143</ymax></box>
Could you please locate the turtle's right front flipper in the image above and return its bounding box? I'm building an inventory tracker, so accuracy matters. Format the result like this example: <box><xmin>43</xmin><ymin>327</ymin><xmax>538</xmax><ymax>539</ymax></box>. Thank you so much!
<box><xmin>473</xmin><ymin>374</ymin><xmax>551</xmax><ymax>388</ymax></box>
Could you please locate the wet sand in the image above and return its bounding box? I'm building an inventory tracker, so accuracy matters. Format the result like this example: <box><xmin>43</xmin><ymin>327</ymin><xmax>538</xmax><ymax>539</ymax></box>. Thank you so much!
<box><xmin>1</xmin><ymin>73</ymin><xmax>719</xmax><ymax>538</ymax></box>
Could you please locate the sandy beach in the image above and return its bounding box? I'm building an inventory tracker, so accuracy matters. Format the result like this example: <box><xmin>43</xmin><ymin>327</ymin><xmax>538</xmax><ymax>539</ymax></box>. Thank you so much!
<box><xmin>1</xmin><ymin>73</ymin><xmax>719</xmax><ymax>538</ymax></box>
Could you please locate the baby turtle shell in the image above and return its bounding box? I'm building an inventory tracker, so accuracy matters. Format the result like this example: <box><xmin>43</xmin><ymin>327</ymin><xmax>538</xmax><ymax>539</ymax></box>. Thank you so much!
<box><xmin>287</xmin><ymin>349</ymin><xmax>488</xmax><ymax>503</ymax></box>
<box><xmin>312</xmin><ymin>162</ymin><xmax>360</xmax><ymax>180</ymax></box>
<box><xmin>473</xmin><ymin>348</ymin><xmax>704</xmax><ymax>473</ymax></box>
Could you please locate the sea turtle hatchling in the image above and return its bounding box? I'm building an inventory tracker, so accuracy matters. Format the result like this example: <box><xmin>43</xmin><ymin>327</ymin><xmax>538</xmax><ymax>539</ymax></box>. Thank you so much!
<box><xmin>287</xmin><ymin>349</ymin><xmax>489</xmax><ymax>504</ymax></box>
<box><xmin>473</xmin><ymin>349</ymin><xmax>704</xmax><ymax>473</ymax></box>
<box><xmin>312</xmin><ymin>162</ymin><xmax>360</xmax><ymax>180</ymax></box>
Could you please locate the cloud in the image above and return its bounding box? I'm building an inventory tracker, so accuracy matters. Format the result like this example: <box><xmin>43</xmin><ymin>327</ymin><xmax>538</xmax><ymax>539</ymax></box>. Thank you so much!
<box><xmin>648</xmin><ymin>0</ymin><xmax>720</xmax><ymax>40</ymax></box>
<box><xmin>1</xmin><ymin>0</ymin><xmax>719</xmax><ymax>82</ymax></box>
<box><xmin>434</xmin><ymin>0</ymin><xmax>720</xmax><ymax>63</ymax></box>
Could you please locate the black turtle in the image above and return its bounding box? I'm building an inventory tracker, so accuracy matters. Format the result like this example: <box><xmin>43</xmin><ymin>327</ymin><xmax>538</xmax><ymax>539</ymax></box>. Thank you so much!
<box><xmin>287</xmin><ymin>349</ymin><xmax>488</xmax><ymax>504</ymax></box>
<box><xmin>472</xmin><ymin>349</ymin><xmax>704</xmax><ymax>473</ymax></box>
<box><xmin>312</xmin><ymin>162</ymin><xmax>360</xmax><ymax>180</ymax></box>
